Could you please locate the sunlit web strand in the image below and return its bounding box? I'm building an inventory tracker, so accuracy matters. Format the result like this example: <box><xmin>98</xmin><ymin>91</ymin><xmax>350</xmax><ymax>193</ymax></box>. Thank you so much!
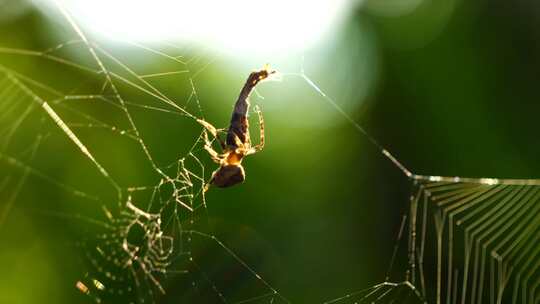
<box><xmin>54</xmin><ymin>1</ymin><xmax>173</xmax><ymax>183</ymax></box>
<box><xmin>0</xmin><ymin>4</ymin><xmax>290</xmax><ymax>304</ymax></box>
<box><xmin>288</xmin><ymin>59</ymin><xmax>540</xmax><ymax>304</ymax></box>
<box><xmin>0</xmin><ymin>65</ymin><xmax>120</xmax><ymax>192</ymax></box>
<box><xmin>51</xmin><ymin>5</ymin><xmax>287</xmax><ymax>301</ymax></box>
<box><xmin>292</xmin><ymin>71</ymin><xmax>540</xmax><ymax>186</ymax></box>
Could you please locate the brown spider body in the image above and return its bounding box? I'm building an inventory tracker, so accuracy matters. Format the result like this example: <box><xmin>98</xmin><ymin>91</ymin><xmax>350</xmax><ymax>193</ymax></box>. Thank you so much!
<box><xmin>200</xmin><ymin>66</ymin><xmax>274</xmax><ymax>190</ymax></box>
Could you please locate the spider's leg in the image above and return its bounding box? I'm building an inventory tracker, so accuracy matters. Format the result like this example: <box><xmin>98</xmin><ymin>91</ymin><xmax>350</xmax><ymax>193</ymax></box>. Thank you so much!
<box><xmin>203</xmin><ymin>169</ymin><xmax>218</xmax><ymax>193</ymax></box>
<box><xmin>248</xmin><ymin>105</ymin><xmax>264</xmax><ymax>155</ymax></box>
<box><xmin>215</xmin><ymin>132</ymin><xmax>227</xmax><ymax>150</ymax></box>
<box><xmin>197</xmin><ymin>119</ymin><xmax>218</xmax><ymax>136</ymax></box>
<box><xmin>198</xmin><ymin>119</ymin><xmax>226</xmax><ymax>149</ymax></box>
<box><xmin>201</xmin><ymin>129</ymin><xmax>224</xmax><ymax>164</ymax></box>
<box><xmin>204</xmin><ymin>141</ymin><xmax>223</xmax><ymax>164</ymax></box>
<box><xmin>233</xmin><ymin>133</ymin><xmax>244</xmax><ymax>149</ymax></box>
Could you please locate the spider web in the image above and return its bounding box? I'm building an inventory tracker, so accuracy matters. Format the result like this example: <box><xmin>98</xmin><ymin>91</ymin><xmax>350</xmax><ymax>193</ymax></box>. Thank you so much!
<box><xmin>305</xmin><ymin>80</ymin><xmax>540</xmax><ymax>304</ymax></box>
<box><xmin>0</xmin><ymin>2</ymin><xmax>538</xmax><ymax>304</ymax></box>
<box><xmin>0</xmin><ymin>3</ymin><xmax>286</xmax><ymax>303</ymax></box>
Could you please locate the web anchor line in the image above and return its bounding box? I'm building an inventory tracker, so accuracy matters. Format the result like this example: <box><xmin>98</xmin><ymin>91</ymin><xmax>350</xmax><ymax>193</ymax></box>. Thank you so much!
<box><xmin>300</xmin><ymin>73</ymin><xmax>540</xmax><ymax>187</ymax></box>
<box><xmin>300</xmin><ymin>72</ymin><xmax>540</xmax><ymax>304</ymax></box>
<box><xmin>299</xmin><ymin>73</ymin><xmax>413</xmax><ymax>178</ymax></box>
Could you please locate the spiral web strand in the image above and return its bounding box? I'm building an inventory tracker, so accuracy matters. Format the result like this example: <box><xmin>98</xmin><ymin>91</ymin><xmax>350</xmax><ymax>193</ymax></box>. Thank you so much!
<box><xmin>0</xmin><ymin>2</ymin><xmax>538</xmax><ymax>304</ymax></box>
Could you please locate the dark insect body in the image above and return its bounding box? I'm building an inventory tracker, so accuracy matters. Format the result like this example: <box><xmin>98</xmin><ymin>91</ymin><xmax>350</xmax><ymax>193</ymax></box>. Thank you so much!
<box><xmin>199</xmin><ymin>66</ymin><xmax>274</xmax><ymax>190</ymax></box>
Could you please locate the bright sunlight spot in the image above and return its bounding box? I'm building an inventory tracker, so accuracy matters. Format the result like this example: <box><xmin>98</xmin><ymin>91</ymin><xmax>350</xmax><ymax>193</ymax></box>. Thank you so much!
<box><xmin>40</xmin><ymin>0</ymin><xmax>352</xmax><ymax>54</ymax></box>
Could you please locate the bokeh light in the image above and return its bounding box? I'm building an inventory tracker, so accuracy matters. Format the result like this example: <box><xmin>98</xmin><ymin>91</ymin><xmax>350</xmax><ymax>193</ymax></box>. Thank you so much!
<box><xmin>39</xmin><ymin>0</ymin><xmax>352</xmax><ymax>55</ymax></box>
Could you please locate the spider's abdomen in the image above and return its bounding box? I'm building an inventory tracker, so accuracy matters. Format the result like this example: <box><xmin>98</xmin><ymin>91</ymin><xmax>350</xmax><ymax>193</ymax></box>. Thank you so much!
<box><xmin>211</xmin><ymin>164</ymin><xmax>246</xmax><ymax>188</ymax></box>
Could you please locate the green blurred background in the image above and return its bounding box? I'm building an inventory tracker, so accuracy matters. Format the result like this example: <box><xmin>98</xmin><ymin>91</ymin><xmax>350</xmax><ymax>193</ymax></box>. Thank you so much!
<box><xmin>0</xmin><ymin>0</ymin><xmax>539</xmax><ymax>303</ymax></box>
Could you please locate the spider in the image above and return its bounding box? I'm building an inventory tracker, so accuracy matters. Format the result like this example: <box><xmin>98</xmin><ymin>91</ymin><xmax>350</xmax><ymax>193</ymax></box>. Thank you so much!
<box><xmin>199</xmin><ymin>66</ymin><xmax>275</xmax><ymax>190</ymax></box>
